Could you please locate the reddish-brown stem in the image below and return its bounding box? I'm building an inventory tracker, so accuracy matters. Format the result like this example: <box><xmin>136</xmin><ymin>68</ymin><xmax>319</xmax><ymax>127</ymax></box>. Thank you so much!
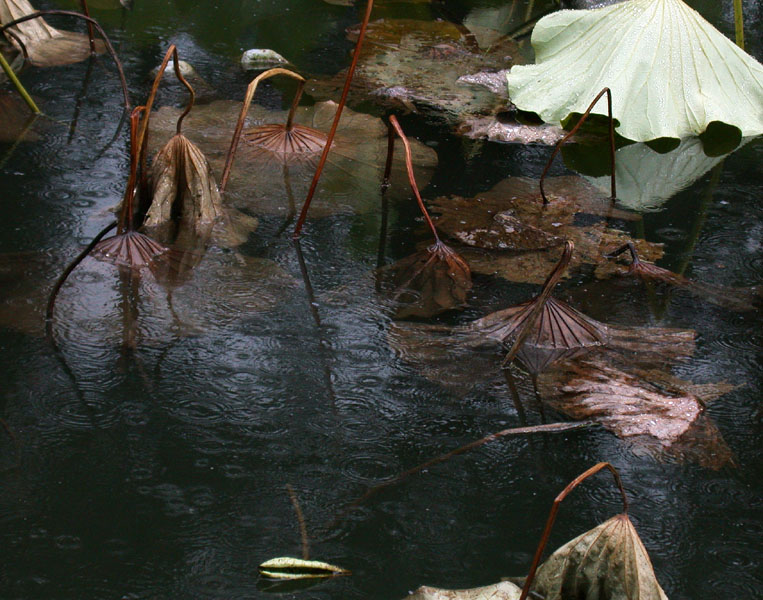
<box><xmin>503</xmin><ymin>240</ymin><xmax>573</xmax><ymax>365</ymax></box>
<box><xmin>539</xmin><ymin>87</ymin><xmax>615</xmax><ymax>205</ymax></box>
<box><xmin>79</xmin><ymin>0</ymin><xmax>96</xmax><ymax>54</ymax></box>
<box><xmin>3</xmin><ymin>29</ymin><xmax>28</xmax><ymax>60</ymax></box>
<box><xmin>519</xmin><ymin>462</ymin><xmax>629</xmax><ymax>600</ymax></box>
<box><xmin>220</xmin><ymin>67</ymin><xmax>306</xmax><ymax>193</ymax></box>
<box><xmin>286</xmin><ymin>484</ymin><xmax>310</xmax><ymax>560</ymax></box>
<box><xmin>605</xmin><ymin>241</ymin><xmax>639</xmax><ymax>265</ymax></box>
<box><xmin>292</xmin><ymin>0</ymin><xmax>374</xmax><ymax>238</ymax></box>
<box><xmin>0</xmin><ymin>11</ymin><xmax>130</xmax><ymax>111</ymax></box>
<box><xmin>118</xmin><ymin>106</ymin><xmax>146</xmax><ymax>234</ymax></box>
<box><xmin>387</xmin><ymin>115</ymin><xmax>439</xmax><ymax>242</ymax></box>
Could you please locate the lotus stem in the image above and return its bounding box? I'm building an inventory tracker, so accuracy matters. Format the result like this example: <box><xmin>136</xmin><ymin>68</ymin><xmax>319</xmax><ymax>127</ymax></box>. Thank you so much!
<box><xmin>733</xmin><ymin>0</ymin><xmax>744</xmax><ymax>49</ymax></box>
<box><xmin>0</xmin><ymin>51</ymin><xmax>40</xmax><ymax>114</ymax></box>
<box><xmin>286</xmin><ymin>484</ymin><xmax>310</xmax><ymax>560</ymax></box>
<box><xmin>387</xmin><ymin>115</ymin><xmax>440</xmax><ymax>242</ymax></box>
<box><xmin>539</xmin><ymin>87</ymin><xmax>615</xmax><ymax>204</ymax></box>
<box><xmin>79</xmin><ymin>0</ymin><xmax>96</xmax><ymax>54</ymax></box>
<box><xmin>503</xmin><ymin>240</ymin><xmax>573</xmax><ymax>366</ymax></box>
<box><xmin>220</xmin><ymin>67</ymin><xmax>306</xmax><ymax>193</ymax></box>
<box><xmin>381</xmin><ymin>118</ymin><xmax>395</xmax><ymax>188</ymax></box>
<box><xmin>293</xmin><ymin>0</ymin><xmax>375</xmax><ymax>238</ymax></box>
<box><xmin>118</xmin><ymin>107</ymin><xmax>146</xmax><ymax>233</ymax></box>
<box><xmin>519</xmin><ymin>462</ymin><xmax>629</xmax><ymax>600</ymax></box>
<box><xmin>0</xmin><ymin>11</ymin><xmax>130</xmax><ymax>111</ymax></box>
<box><xmin>604</xmin><ymin>241</ymin><xmax>639</xmax><ymax>264</ymax></box>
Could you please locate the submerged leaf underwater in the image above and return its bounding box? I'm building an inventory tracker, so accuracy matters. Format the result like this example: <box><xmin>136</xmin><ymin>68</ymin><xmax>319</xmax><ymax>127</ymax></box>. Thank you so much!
<box><xmin>0</xmin><ymin>1</ymin><xmax>761</xmax><ymax>599</ymax></box>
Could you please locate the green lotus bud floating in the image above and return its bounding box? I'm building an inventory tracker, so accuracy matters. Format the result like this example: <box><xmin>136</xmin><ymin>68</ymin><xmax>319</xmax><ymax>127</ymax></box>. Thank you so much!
<box><xmin>507</xmin><ymin>0</ymin><xmax>763</xmax><ymax>142</ymax></box>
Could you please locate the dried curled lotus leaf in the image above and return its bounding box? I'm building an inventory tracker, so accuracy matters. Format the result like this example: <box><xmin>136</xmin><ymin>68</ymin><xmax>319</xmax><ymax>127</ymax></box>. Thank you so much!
<box><xmin>0</xmin><ymin>0</ymin><xmax>105</xmax><ymax>67</ymax></box>
<box><xmin>146</xmin><ymin>134</ymin><xmax>224</xmax><ymax>232</ymax></box>
<box><xmin>507</xmin><ymin>0</ymin><xmax>763</xmax><ymax>141</ymax></box>
<box><xmin>147</xmin><ymin>100</ymin><xmax>437</xmax><ymax>218</ymax></box>
<box><xmin>258</xmin><ymin>557</ymin><xmax>349</xmax><ymax>580</ymax></box>
<box><xmin>532</xmin><ymin>514</ymin><xmax>668</xmax><ymax>600</ymax></box>
<box><xmin>405</xmin><ymin>581</ymin><xmax>522</xmax><ymax>599</ymax></box>
<box><xmin>92</xmin><ymin>231</ymin><xmax>168</xmax><ymax>269</ymax></box>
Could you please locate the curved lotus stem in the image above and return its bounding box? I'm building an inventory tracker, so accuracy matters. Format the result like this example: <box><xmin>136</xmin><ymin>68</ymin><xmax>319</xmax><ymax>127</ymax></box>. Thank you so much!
<box><xmin>0</xmin><ymin>51</ymin><xmax>39</xmax><ymax>113</ymax></box>
<box><xmin>503</xmin><ymin>240</ymin><xmax>574</xmax><ymax>365</ymax></box>
<box><xmin>0</xmin><ymin>10</ymin><xmax>130</xmax><ymax>111</ymax></box>
<box><xmin>293</xmin><ymin>0</ymin><xmax>375</xmax><ymax>238</ymax></box>
<box><xmin>519</xmin><ymin>462</ymin><xmax>629</xmax><ymax>600</ymax></box>
<box><xmin>136</xmin><ymin>44</ymin><xmax>196</xmax><ymax>178</ymax></box>
<box><xmin>79</xmin><ymin>0</ymin><xmax>96</xmax><ymax>54</ymax></box>
<box><xmin>387</xmin><ymin>115</ymin><xmax>440</xmax><ymax>242</ymax></box>
<box><xmin>539</xmin><ymin>87</ymin><xmax>616</xmax><ymax>204</ymax></box>
<box><xmin>219</xmin><ymin>67</ymin><xmax>307</xmax><ymax>193</ymax></box>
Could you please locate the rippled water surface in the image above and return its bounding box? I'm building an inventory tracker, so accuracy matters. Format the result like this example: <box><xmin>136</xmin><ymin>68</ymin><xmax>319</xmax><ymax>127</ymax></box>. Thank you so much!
<box><xmin>1</xmin><ymin>1</ymin><xmax>761</xmax><ymax>598</ymax></box>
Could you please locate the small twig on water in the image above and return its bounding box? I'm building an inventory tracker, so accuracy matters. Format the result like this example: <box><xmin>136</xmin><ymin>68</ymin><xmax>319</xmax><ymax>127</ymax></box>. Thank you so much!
<box><xmin>519</xmin><ymin>462</ymin><xmax>629</xmax><ymax>600</ymax></box>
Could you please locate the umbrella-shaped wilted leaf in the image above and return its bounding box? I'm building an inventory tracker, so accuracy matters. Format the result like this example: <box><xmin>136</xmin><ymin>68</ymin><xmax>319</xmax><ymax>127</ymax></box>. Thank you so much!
<box><xmin>258</xmin><ymin>557</ymin><xmax>349</xmax><ymax>580</ymax></box>
<box><xmin>377</xmin><ymin>115</ymin><xmax>471</xmax><ymax>318</ymax></box>
<box><xmin>0</xmin><ymin>0</ymin><xmax>105</xmax><ymax>66</ymax></box>
<box><xmin>530</xmin><ymin>514</ymin><xmax>668</xmax><ymax>600</ymax></box>
<box><xmin>404</xmin><ymin>581</ymin><xmax>522</xmax><ymax>600</ymax></box>
<box><xmin>148</xmin><ymin>100</ymin><xmax>437</xmax><ymax>218</ymax></box>
<box><xmin>507</xmin><ymin>0</ymin><xmax>763</xmax><ymax>142</ymax></box>
<box><xmin>309</xmin><ymin>17</ymin><xmax>523</xmax><ymax>124</ymax></box>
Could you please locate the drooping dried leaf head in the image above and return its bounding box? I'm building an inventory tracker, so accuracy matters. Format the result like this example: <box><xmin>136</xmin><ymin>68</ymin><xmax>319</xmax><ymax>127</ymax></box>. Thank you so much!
<box><xmin>531</xmin><ymin>514</ymin><xmax>668</xmax><ymax>600</ymax></box>
<box><xmin>243</xmin><ymin>122</ymin><xmax>327</xmax><ymax>160</ymax></box>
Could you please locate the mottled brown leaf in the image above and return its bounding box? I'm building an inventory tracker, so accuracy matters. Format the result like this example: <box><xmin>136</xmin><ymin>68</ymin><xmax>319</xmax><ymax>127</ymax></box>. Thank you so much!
<box><xmin>405</xmin><ymin>581</ymin><xmax>522</xmax><ymax>600</ymax></box>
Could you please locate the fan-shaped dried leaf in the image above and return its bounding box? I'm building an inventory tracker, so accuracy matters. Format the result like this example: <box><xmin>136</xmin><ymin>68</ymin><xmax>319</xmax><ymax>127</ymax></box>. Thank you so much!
<box><xmin>258</xmin><ymin>557</ymin><xmax>349</xmax><ymax>580</ymax></box>
<box><xmin>0</xmin><ymin>0</ymin><xmax>105</xmax><ymax>67</ymax></box>
<box><xmin>531</xmin><ymin>514</ymin><xmax>668</xmax><ymax>600</ymax></box>
<box><xmin>380</xmin><ymin>241</ymin><xmax>472</xmax><ymax>319</ymax></box>
<box><xmin>145</xmin><ymin>133</ymin><xmax>224</xmax><ymax>233</ymax></box>
<box><xmin>92</xmin><ymin>230</ymin><xmax>168</xmax><ymax>269</ymax></box>
<box><xmin>243</xmin><ymin>122</ymin><xmax>328</xmax><ymax>160</ymax></box>
<box><xmin>405</xmin><ymin>581</ymin><xmax>522</xmax><ymax>600</ymax></box>
<box><xmin>148</xmin><ymin>100</ymin><xmax>437</xmax><ymax>218</ymax></box>
<box><xmin>307</xmin><ymin>18</ymin><xmax>522</xmax><ymax>123</ymax></box>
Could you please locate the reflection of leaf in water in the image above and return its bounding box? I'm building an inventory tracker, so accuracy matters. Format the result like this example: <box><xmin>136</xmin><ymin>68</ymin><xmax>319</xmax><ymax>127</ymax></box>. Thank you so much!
<box><xmin>378</xmin><ymin>241</ymin><xmax>471</xmax><ymax>319</ymax></box>
<box><xmin>507</xmin><ymin>0</ymin><xmax>763</xmax><ymax>142</ymax></box>
<box><xmin>0</xmin><ymin>0</ymin><xmax>105</xmax><ymax>66</ymax></box>
<box><xmin>531</xmin><ymin>514</ymin><xmax>669</xmax><ymax>600</ymax></box>
<box><xmin>431</xmin><ymin>176</ymin><xmax>661</xmax><ymax>284</ymax></box>
<box><xmin>308</xmin><ymin>18</ymin><xmax>522</xmax><ymax>123</ymax></box>
<box><xmin>0</xmin><ymin>91</ymin><xmax>40</xmax><ymax>141</ymax></box>
<box><xmin>405</xmin><ymin>581</ymin><xmax>522</xmax><ymax>600</ymax></box>
<box><xmin>148</xmin><ymin>100</ymin><xmax>437</xmax><ymax>218</ymax></box>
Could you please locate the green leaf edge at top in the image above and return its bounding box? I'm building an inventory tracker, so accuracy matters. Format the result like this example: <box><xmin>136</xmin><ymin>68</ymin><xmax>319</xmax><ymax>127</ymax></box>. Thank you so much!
<box><xmin>258</xmin><ymin>556</ymin><xmax>350</xmax><ymax>580</ymax></box>
<box><xmin>507</xmin><ymin>0</ymin><xmax>763</xmax><ymax>142</ymax></box>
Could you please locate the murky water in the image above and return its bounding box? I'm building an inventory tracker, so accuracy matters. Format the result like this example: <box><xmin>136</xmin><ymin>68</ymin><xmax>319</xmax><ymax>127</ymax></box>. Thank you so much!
<box><xmin>1</xmin><ymin>1</ymin><xmax>761</xmax><ymax>598</ymax></box>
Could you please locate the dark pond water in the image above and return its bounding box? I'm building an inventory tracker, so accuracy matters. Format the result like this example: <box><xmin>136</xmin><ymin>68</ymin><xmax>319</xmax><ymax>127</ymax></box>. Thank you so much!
<box><xmin>1</xmin><ymin>1</ymin><xmax>761</xmax><ymax>599</ymax></box>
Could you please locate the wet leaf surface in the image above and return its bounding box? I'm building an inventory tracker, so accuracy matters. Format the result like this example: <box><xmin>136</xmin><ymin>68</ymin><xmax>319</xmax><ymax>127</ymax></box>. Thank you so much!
<box><xmin>0</xmin><ymin>0</ymin><xmax>105</xmax><ymax>67</ymax></box>
<box><xmin>148</xmin><ymin>100</ymin><xmax>437</xmax><ymax>218</ymax></box>
<box><xmin>258</xmin><ymin>556</ymin><xmax>349</xmax><ymax>580</ymax></box>
<box><xmin>378</xmin><ymin>240</ymin><xmax>472</xmax><ymax>319</ymax></box>
<box><xmin>531</xmin><ymin>513</ymin><xmax>669</xmax><ymax>600</ymax></box>
<box><xmin>405</xmin><ymin>581</ymin><xmax>522</xmax><ymax>600</ymax></box>
<box><xmin>307</xmin><ymin>18</ymin><xmax>523</xmax><ymax>123</ymax></box>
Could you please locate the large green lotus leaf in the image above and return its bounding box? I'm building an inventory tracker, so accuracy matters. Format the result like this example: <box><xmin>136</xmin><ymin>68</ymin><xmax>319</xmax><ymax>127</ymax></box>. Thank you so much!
<box><xmin>0</xmin><ymin>0</ymin><xmax>106</xmax><ymax>67</ymax></box>
<box><xmin>507</xmin><ymin>0</ymin><xmax>763</xmax><ymax>142</ymax></box>
<box><xmin>308</xmin><ymin>18</ymin><xmax>523</xmax><ymax>123</ymax></box>
<box><xmin>148</xmin><ymin>100</ymin><xmax>437</xmax><ymax>218</ymax></box>
<box><xmin>531</xmin><ymin>514</ymin><xmax>669</xmax><ymax>600</ymax></box>
<box><xmin>404</xmin><ymin>581</ymin><xmax>522</xmax><ymax>599</ymax></box>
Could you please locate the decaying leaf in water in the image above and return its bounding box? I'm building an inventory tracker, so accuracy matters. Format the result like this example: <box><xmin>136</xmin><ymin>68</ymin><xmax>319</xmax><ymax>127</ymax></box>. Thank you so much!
<box><xmin>530</xmin><ymin>514</ymin><xmax>668</xmax><ymax>600</ymax></box>
<box><xmin>148</xmin><ymin>100</ymin><xmax>437</xmax><ymax>218</ymax></box>
<box><xmin>380</xmin><ymin>241</ymin><xmax>472</xmax><ymax>319</ymax></box>
<box><xmin>306</xmin><ymin>18</ymin><xmax>523</xmax><ymax>123</ymax></box>
<box><xmin>430</xmin><ymin>176</ymin><xmax>661</xmax><ymax>285</ymax></box>
<box><xmin>145</xmin><ymin>133</ymin><xmax>224</xmax><ymax>233</ymax></box>
<box><xmin>0</xmin><ymin>0</ymin><xmax>105</xmax><ymax>67</ymax></box>
<box><xmin>458</xmin><ymin>115</ymin><xmax>568</xmax><ymax>146</ymax></box>
<box><xmin>605</xmin><ymin>242</ymin><xmax>760</xmax><ymax>312</ymax></box>
<box><xmin>258</xmin><ymin>557</ymin><xmax>349</xmax><ymax>580</ymax></box>
<box><xmin>405</xmin><ymin>581</ymin><xmax>522</xmax><ymax>600</ymax></box>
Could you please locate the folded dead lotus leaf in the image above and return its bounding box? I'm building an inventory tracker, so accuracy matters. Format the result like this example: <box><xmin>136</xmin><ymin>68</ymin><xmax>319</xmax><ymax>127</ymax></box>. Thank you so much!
<box><xmin>0</xmin><ymin>0</ymin><xmax>105</xmax><ymax>66</ymax></box>
<box><xmin>145</xmin><ymin>133</ymin><xmax>223</xmax><ymax>232</ymax></box>
<box><xmin>258</xmin><ymin>557</ymin><xmax>349</xmax><ymax>580</ymax></box>
<box><xmin>531</xmin><ymin>514</ymin><xmax>668</xmax><ymax>600</ymax></box>
<box><xmin>243</xmin><ymin>122</ymin><xmax>327</xmax><ymax>159</ymax></box>
<box><xmin>405</xmin><ymin>581</ymin><xmax>522</xmax><ymax>600</ymax></box>
<box><xmin>93</xmin><ymin>230</ymin><xmax>168</xmax><ymax>269</ymax></box>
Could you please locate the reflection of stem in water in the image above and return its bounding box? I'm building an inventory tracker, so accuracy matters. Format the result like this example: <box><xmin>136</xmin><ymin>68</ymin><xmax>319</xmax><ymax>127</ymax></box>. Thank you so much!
<box><xmin>68</xmin><ymin>55</ymin><xmax>95</xmax><ymax>143</ymax></box>
<box><xmin>503</xmin><ymin>368</ymin><xmax>528</xmax><ymax>425</ymax></box>
<box><xmin>0</xmin><ymin>113</ymin><xmax>39</xmax><ymax>170</ymax></box>
<box><xmin>530</xmin><ymin>373</ymin><xmax>546</xmax><ymax>424</ymax></box>
<box><xmin>286</xmin><ymin>484</ymin><xmax>310</xmax><ymax>560</ymax></box>
<box><xmin>275</xmin><ymin>162</ymin><xmax>297</xmax><ymax>237</ymax></box>
<box><xmin>293</xmin><ymin>239</ymin><xmax>336</xmax><ymax>405</ymax></box>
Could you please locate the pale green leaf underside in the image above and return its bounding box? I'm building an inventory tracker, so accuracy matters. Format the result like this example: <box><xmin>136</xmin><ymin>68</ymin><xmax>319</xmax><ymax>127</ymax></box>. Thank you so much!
<box><xmin>507</xmin><ymin>0</ymin><xmax>763</xmax><ymax>142</ymax></box>
<box><xmin>258</xmin><ymin>556</ymin><xmax>349</xmax><ymax>579</ymax></box>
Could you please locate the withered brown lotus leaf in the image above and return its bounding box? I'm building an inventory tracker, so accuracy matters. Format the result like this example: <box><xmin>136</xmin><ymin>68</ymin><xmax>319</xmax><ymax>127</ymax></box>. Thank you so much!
<box><xmin>0</xmin><ymin>0</ymin><xmax>105</xmax><ymax>67</ymax></box>
<box><xmin>92</xmin><ymin>230</ymin><xmax>168</xmax><ymax>268</ymax></box>
<box><xmin>145</xmin><ymin>133</ymin><xmax>224</xmax><ymax>232</ymax></box>
<box><xmin>148</xmin><ymin>100</ymin><xmax>437</xmax><ymax>218</ymax></box>
<box><xmin>242</xmin><ymin>122</ymin><xmax>328</xmax><ymax>161</ymax></box>
<box><xmin>531</xmin><ymin>514</ymin><xmax>668</xmax><ymax>600</ymax></box>
<box><xmin>381</xmin><ymin>241</ymin><xmax>472</xmax><ymax>319</ymax></box>
<box><xmin>405</xmin><ymin>581</ymin><xmax>522</xmax><ymax>600</ymax></box>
